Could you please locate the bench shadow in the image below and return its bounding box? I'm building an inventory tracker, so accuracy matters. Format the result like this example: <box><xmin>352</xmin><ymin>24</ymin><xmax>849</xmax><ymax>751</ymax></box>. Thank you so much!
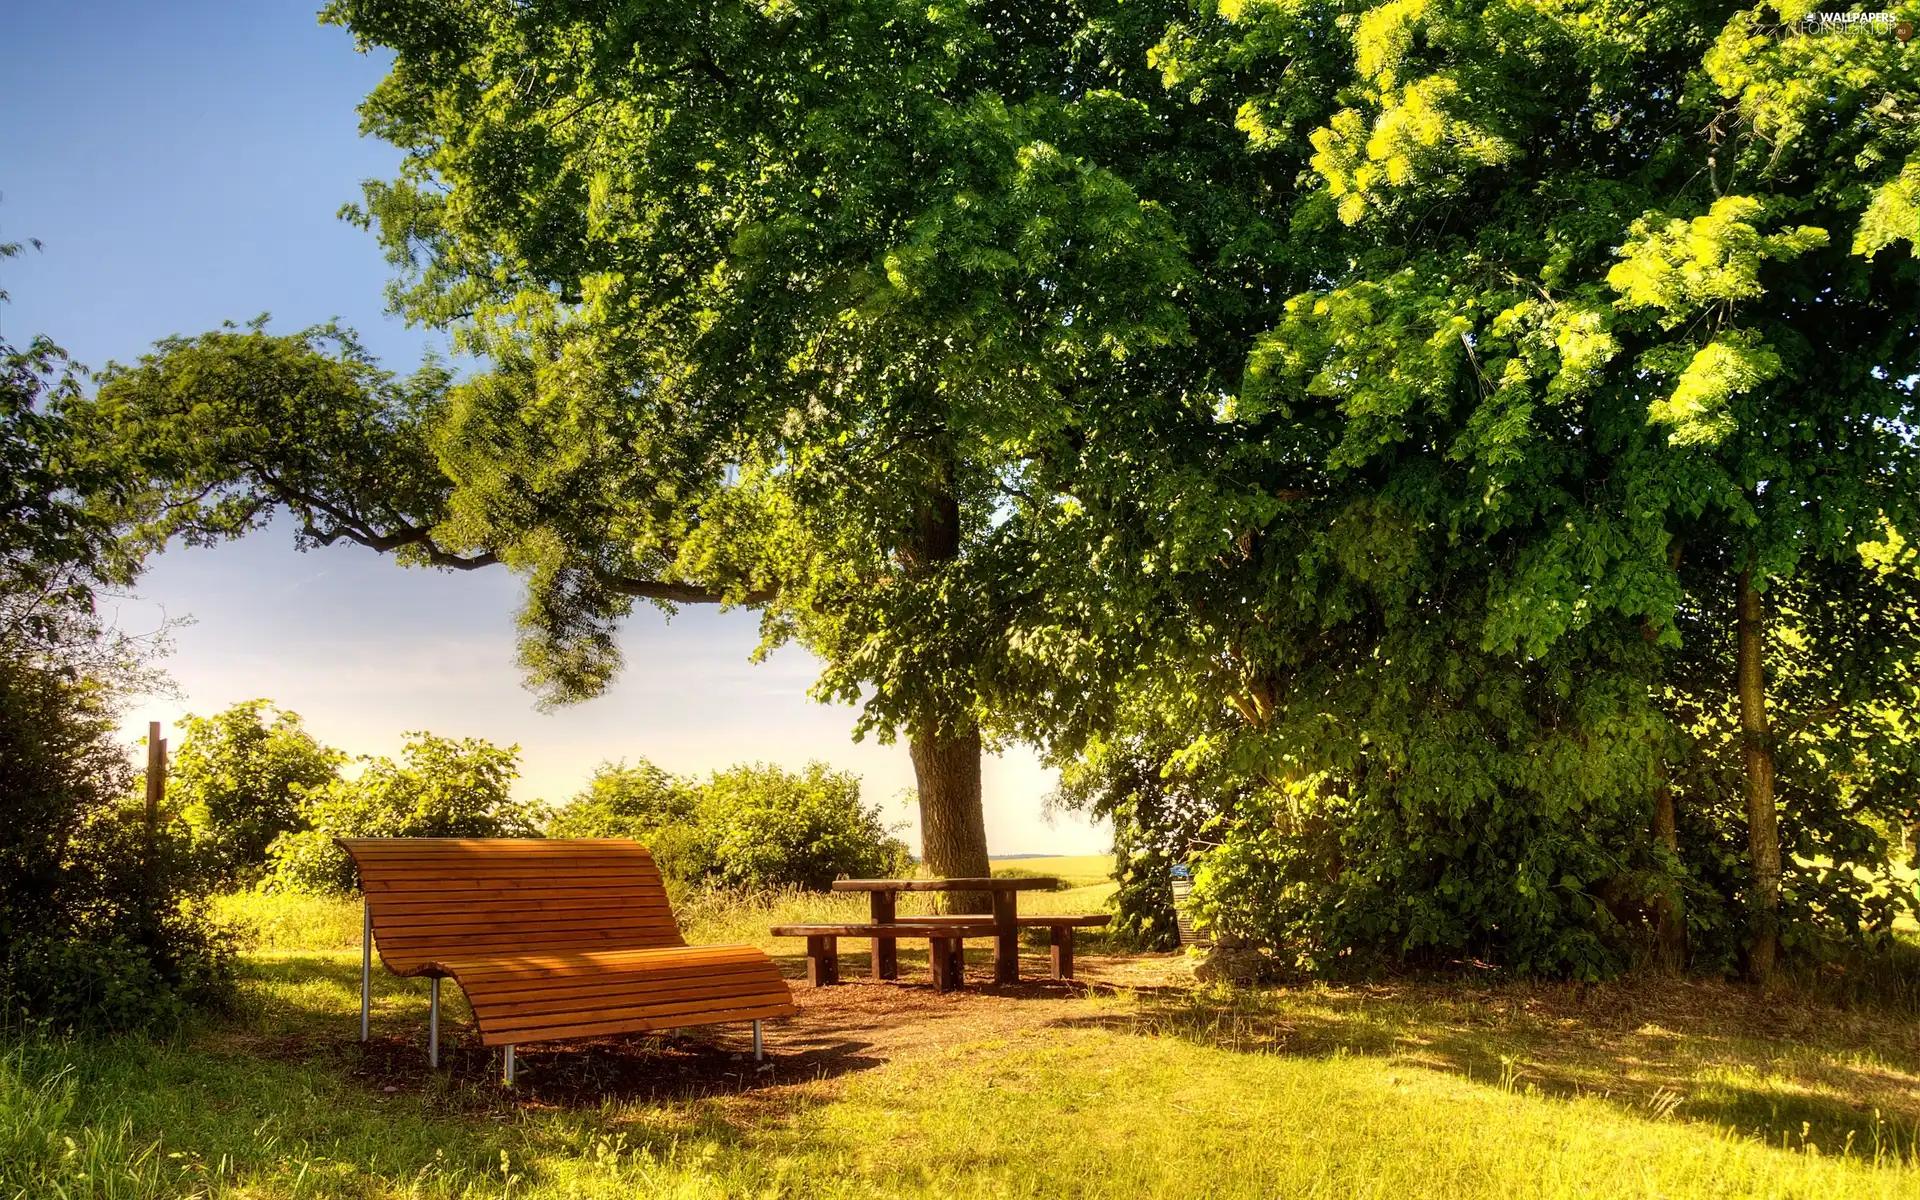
<box><xmin>230</xmin><ymin>952</ymin><xmax>887</xmax><ymax>1111</ymax></box>
<box><xmin>1043</xmin><ymin>976</ymin><xmax>1920</xmax><ymax>1160</ymax></box>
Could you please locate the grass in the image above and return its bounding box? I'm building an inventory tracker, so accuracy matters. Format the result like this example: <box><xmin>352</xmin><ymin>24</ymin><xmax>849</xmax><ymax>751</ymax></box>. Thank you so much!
<box><xmin>7</xmin><ymin>891</ymin><xmax>1920</xmax><ymax>1198</ymax></box>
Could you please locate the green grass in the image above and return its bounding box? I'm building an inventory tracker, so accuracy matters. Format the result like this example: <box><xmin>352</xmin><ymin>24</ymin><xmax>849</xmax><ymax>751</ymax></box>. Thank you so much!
<box><xmin>7</xmin><ymin>891</ymin><xmax>1920</xmax><ymax>1198</ymax></box>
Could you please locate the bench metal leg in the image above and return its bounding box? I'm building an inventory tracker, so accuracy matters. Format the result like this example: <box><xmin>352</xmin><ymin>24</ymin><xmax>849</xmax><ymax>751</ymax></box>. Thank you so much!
<box><xmin>428</xmin><ymin>978</ymin><xmax>440</xmax><ymax>1068</ymax></box>
<box><xmin>502</xmin><ymin>1044</ymin><xmax>516</xmax><ymax>1085</ymax></box>
<box><xmin>360</xmin><ymin>899</ymin><xmax>372</xmax><ymax>1042</ymax></box>
<box><xmin>806</xmin><ymin>934</ymin><xmax>840</xmax><ymax>986</ymax></box>
<box><xmin>753</xmin><ymin>1019</ymin><xmax>764</xmax><ymax>1062</ymax></box>
<box><xmin>1050</xmin><ymin>926</ymin><xmax>1074</xmax><ymax>980</ymax></box>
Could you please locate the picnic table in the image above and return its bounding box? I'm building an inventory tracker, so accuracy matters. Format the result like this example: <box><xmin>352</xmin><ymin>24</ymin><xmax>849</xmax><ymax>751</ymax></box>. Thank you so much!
<box><xmin>835</xmin><ymin>876</ymin><xmax>1056</xmax><ymax>986</ymax></box>
<box><xmin>770</xmin><ymin>876</ymin><xmax>1110</xmax><ymax>991</ymax></box>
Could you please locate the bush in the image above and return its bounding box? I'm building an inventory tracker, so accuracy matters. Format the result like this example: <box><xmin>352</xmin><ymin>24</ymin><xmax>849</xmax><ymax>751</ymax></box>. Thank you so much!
<box><xmin>544</xmin><ymin>759</ymin><xmax>909</xmax><ymax>892</ymax></box>
<box><xmin>701</xmin><ymin>762</ymin><xmax>910</xmax><ymax>891</ymax></box>
<box><xmin>169</xmin><ymin>700</ymin><xmax>343</xmax><ymax>884</ymax></box>
<box><xmin>266</xmin><ymin>732</ymin><xmax>536</xmax><ymax>893</ymax></box>
<box><xmin>0</xmin><ymin>657</ymin><xmax>233</xmax><ymax>1033</ymax></box>
<box><xmin>543</xmin><ymin>759</ymin><xmax>712</xmax><ymax>885</ymax></box>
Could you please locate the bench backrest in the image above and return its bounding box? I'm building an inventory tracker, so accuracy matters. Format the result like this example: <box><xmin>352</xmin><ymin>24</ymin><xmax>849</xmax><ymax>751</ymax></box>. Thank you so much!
<box><xmin>339</xmin><ymin>837</ymin><xmax>685</xmax><ymax>975</ymax></box>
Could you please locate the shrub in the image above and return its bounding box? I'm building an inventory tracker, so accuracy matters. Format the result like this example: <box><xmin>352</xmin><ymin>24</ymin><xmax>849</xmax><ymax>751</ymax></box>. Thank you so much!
<box><xmin>0</xmin><ymin>657</ymin><xmax>233</xmax><ymax>1033</ymax></box>
<box><xmin>169</xmin><ymin>700</ymin><xmax>343</xmax><ymax>884</ymax></box>
<box><xmin>543</xmin><ymin>759</ymin><xmax>712</xmax><ymax>884</ymax></box>
<box><xmin>266</xmin><ymin>732</ymin><xmax>535</xmax><ymax>893</ymax></box>
<box><xmin>544</xmin><ymin>759</ymin><xmax>909</xmax><ymax>892</ymax></box>
<box><xmin>700</xmin><ymin>762</ymin><xmax>910</xmax><ymax>891</ymax></box>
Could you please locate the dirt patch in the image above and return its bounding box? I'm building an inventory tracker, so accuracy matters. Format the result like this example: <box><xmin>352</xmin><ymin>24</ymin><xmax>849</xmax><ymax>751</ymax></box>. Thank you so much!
<box><xmin>336</xmin><ymin>951</ymin><xmax>1187</xmax><ymax>1110</ymax></box>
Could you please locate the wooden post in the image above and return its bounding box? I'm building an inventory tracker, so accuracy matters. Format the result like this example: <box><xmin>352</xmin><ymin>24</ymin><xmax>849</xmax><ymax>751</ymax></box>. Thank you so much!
<box><xmin>806</xmin><ymin>935</ymin><xmax>840</xmax><ymax>986</ymax></box>
<box><xmin>929</xmin><ymin>936</ymin><xmax>957</xmax><ymax>992</ymax></box>
<box><xmin>991</xmin><ymin>888</ymin><xmax>1019</xmax><ymax>985</ymax></box>
<box><xmin>144</xmin><ymin>720</ymin><xmax>166</xmax><ymax>834</ymax></box>
<box><xmin>870</xmin><ymin>891</ymin><xmax>899</xmax><ymax>981</ymax></box>
<box><xmin>1050</xmin><ymin>926</ymin><xmax>1074</xmax><ymax>981</ymax></box>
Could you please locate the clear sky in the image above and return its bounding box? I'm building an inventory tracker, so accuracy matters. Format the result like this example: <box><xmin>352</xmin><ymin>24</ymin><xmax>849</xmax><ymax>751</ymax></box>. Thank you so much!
<box><xmin>2</xmin><ymin>0</ymin><xmax>1107</xmax><ymax>855</ymax></box>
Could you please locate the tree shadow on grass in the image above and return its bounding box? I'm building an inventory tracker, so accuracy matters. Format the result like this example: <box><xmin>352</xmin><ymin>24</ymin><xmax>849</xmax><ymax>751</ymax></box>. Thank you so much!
<box><xmin>1049</xmin><ymin>975</ymin><xmax>1920</xmax><ymax>1161</ymax></box>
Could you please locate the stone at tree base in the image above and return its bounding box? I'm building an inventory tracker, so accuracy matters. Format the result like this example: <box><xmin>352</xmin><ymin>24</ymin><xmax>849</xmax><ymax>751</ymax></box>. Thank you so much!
<box><xmin>1191</xmin><ymin>937</ymin><xmax>1276</xmax><ymax>985</ymax></box>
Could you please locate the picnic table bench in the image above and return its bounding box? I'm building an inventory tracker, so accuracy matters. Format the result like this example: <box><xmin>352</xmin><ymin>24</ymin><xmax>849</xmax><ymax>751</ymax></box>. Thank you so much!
<box><xmin>341</xmin><ymin>837</ymin><xmax>796</xmax><ymax>1083</ymax></box>
<box><xmin>770</xmin><ymin>877</ymin><xmax>1110</xmax><ymax>991</ymax></box>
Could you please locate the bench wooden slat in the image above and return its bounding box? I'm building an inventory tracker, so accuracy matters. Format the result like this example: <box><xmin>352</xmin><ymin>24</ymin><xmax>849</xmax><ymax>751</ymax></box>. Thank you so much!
<box><xmin>768</xmin><ymin>922</ymin><xmax>998</xmax><ymax>937</ymax></box>
<box><xmin>438</xmin><ymin>945</ymin><xmax>777</xmax><ymax>983</ymax></box>
<box><xmin>913</xmin><ymin>914</ymin><xmax>1112</xmax><ymax>928</ymax></box>
<box><xmin>481</xmin><ymin>978</ymin><xmax>789</xmax><ymax>1022</ymax></box>
<box><xmin>483</xmin><ymin>1002</ymin><xmax>798</xmax><ymax>1046</ymax></box>
<box><xmin>829</xmin><ymin>877</ymin><xmax>1057</xmax><ymax>892</ymax></box>
<box><xmin>477</xmin><ymin>968</ymin><xmax>785</xmax><ymax>1009</ymax></box>
<box><xmin>340</xmin><ymin>838</ymin><xmax>795</xmax><ymax>1056</ymax></box>
<box><xmin>372</xmin><ymin>895</ymin><xmax>678</xmax><ymax>915</ymax></box>
<box><xmin>374</xmin><ymin>914</ymin><xmax>678</xmax><ymax>937</ymax></box>
<box><xmin>365</xmin><ymin>884</ymin><xmax>678</xmax><ymax>902</ymax></box>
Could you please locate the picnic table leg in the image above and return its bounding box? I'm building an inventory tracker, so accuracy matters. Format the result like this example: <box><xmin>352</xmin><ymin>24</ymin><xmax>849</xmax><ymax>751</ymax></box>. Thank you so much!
<box><xmin>929</xmin><ymin>936</ymin><xmax>958</xmax><ymax>992</ymax></box>
<box><xmin>806</xmin><ymin>934</ymin><xmax>841</xmax><ymax>986</ymax></box>
<box><xmin>870</xmin><ymin>892</ymin><xmax>898</xmax><ymax>980</ymax></box>
<box><xmin>992</xmin><ymin>889</ymin><xmax>1020</xmax><ymax>985</ymax></box>
<box><xmin>1050</xmin><ymin>926</ymin><xmax>1074</xmax><ymax>981</ymax></box>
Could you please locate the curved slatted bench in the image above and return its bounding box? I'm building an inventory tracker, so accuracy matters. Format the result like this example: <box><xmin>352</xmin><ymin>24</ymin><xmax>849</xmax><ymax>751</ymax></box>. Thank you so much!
<box><xmin>341</xmin><ymin>837</ymin><xmax>796</xmax><ymax>1082</ymax></box>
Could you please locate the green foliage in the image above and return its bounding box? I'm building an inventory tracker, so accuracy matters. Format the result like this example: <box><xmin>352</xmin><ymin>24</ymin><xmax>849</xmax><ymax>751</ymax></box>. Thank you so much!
<box><xmin>544</xmin><ymin>759</ymin><xmax>909</xmax><ymax>892</ymax></box>
<box><xmin>542</xmin><ymin>759</ymin><xmax>712</xmax><ymax>885</ymax></box>
<box><xmin>699</xmin><ymin>762</ymin><xmax>910</xmax><ymax>891</ymax></box>
<box><xmin>267</xmin><ymin>733</ymin><xmax>535</xmax><ymax>894</ymax></box>
<box><xmin>65</xmin><ymin>0</ymin><xmax>1920</xmax><ymax>978</ymax></box>
<box><xmin>168</xmin><ymin>700</ymin><xmax>344</xmax><ymax>884</ymax></box>
<box><xmin>0</xmin><ymin>322</ymin><xmax>232</xmax><ymax>1032</ymax></box>
<box><xmin>0</xmin><ymin>655</ymin><xmax>235</xmax><ymax>1033</ymax></box>
<box><xmin>1051</xmin><ymin>727</ymin><xmax>1237</xmax><ymax>952</ymax></box>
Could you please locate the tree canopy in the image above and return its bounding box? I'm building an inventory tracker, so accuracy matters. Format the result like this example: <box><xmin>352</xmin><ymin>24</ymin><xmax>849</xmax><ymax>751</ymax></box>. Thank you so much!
<box><xmin>67</xmin><ymin>0</ymin><xmax>1920</xmax><ymax>978</ymax></box>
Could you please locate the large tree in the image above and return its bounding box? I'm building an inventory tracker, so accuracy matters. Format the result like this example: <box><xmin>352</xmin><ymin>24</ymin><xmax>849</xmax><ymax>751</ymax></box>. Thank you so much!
<box><xmin>79</xmin><ymin>0</ymin><xmax>1265</xmax><ymax>891</ymax></box>
<box><xmin>70</xmin><ymin>0</ymin><xmax>1920</xmax><ymax>978</ymax></box>
<box><xmin>1025</xmin><ymin>0</ymin><xmax>1920</xmax><ymax>981</ymax></box>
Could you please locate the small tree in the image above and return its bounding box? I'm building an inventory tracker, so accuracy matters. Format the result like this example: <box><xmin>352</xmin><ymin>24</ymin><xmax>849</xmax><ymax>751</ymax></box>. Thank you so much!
<box><xmin>544</xmin><ymin>759</ymin><xmax>711</xmax><ymax>884</ymax></box>
<box><xmin>169</xmin><ymin>700</ymin><xmax>343</xmax><ymax>884</ymax></box>
<box><xmin>698</xmin><ymin>762</ymin><xmax>910</xmax><ymax>892</ymax></box>
<box><xmin>267</xmin><ymin>733</ymin><xmax>534</xmax><ymax>893</ymax></box>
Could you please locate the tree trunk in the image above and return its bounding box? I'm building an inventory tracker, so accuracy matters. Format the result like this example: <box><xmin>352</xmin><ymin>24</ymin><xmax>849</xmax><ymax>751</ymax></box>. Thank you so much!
<box><xmin>1651</xmin><ymin>780</ymin><xmax>1686</xmax><ymax>970</ymax></box>
<box><xmin>911</xmin><ymin>720</ymin><xmax>992</xmax><ymax>912</ymax></box>
<box><xmin>899</xmin><ymin>442</ymin><xmax>991</xmax><ymax>912</ymax></box>
<box><xmin>1736</xmin><ymin>560</ymin><xmax>1781</xmax><ymax>986</ymax></box>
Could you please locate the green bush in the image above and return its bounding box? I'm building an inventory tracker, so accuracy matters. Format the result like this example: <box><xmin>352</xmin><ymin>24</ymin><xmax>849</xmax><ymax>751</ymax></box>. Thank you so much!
<box><xmin>701</xmin><ymin>762</ymin><xmax>910</xmax><ymax>891</ymax></box>
<box><xmin>543</xmin><ymin>759</ymin><xmax>713</xmax><ymax>885</ymax></box>
<box><xmin>544</xmin><ymin>759</ymin><xmax>909</xmax><ymax>892</ymax></box>
<box><xmin>0</xmin><ymin>658</ymin><xmax>233</xmax><ymax>1033</ymax></box>
<box><xmin>266</xmin><ymin>732</ymin><xmax>536</xmax><ymax>893</ymax></box>
<box><xmin>170</xmin><ymin>700</ymin><xmax>343</xmax><ymax>884</ymax></box>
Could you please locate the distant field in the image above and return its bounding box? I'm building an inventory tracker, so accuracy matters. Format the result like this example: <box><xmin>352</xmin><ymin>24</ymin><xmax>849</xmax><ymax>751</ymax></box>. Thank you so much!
<box><xmin>990</xmin><ymin>854</ymin><xmax>1114</xmax><ymax>887</ymax></box>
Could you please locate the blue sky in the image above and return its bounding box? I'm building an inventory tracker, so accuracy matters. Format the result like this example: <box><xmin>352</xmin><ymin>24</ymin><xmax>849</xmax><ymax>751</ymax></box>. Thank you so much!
<box><xmin>2</xmin><ymin>0</ymin><xmax>1104</xmax><ymax>855</ymax></box>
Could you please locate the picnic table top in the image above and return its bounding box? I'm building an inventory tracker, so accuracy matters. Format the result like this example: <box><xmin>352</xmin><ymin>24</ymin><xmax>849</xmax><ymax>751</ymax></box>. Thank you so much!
<box><xmin>830</xmin><ymin>876</ymin><xmax>1058</xmax><ymax>893</ymax></box>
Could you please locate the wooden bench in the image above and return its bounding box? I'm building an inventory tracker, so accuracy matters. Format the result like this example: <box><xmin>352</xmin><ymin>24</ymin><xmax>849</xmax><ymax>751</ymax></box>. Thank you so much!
<box><xmin>771</xmin><ymin>913</ymin><xmax>1110</xmax><ymax>991</ymax></box>
<box><xmin>341</xmin><ymin>837</ymin><xmax>796</xmax><ymax>1082</ymax></box>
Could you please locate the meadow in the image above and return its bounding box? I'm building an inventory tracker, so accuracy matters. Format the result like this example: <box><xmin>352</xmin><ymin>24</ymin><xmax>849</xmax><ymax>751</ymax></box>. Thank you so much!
<box><xmin>6</xmin><ymin>859</ymin><xmax>1920</xmax><ymax>1199</ymax></box>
